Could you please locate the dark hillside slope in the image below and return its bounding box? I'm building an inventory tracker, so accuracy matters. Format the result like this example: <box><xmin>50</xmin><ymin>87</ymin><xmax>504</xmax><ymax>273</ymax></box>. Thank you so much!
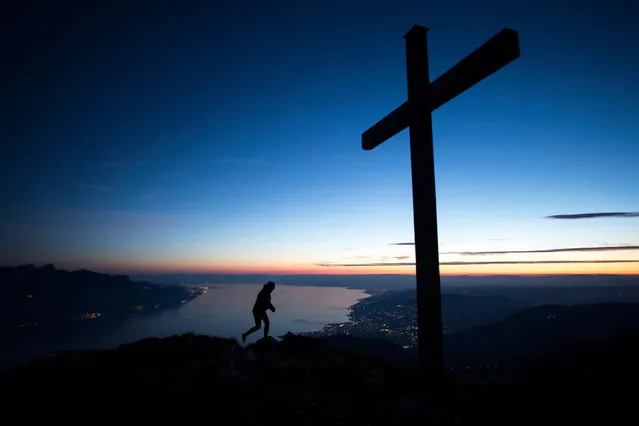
<box><xmin>445</xmin><ymin>302</ymin><xmax>639</xmax><ymax>368</ymax></box>
<box><xmin>2</xmin><ymin>332</ymin><xmax>638</xmax><ymax>425</ymax></box>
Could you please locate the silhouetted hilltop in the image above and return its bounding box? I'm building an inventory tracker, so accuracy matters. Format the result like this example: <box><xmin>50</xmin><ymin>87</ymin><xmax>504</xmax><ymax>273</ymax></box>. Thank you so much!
<box><xmin>0</xmin><ymin>264</ymin><xmax>203</xmax><ymax>334</ymax></box>
<box><xmin>1</xmin><ymin>333</ymin><xmax>428</xmax><ymax>424</ymax></box>
<box><xmin>1</xmin><ymin>331</ymin><xmax>636</xmax><ymax>425</ymax></box>
<box><xmin>445</xmin><ymin>302</ymin><xmax>639</xmax><ymax>370</ymax></box>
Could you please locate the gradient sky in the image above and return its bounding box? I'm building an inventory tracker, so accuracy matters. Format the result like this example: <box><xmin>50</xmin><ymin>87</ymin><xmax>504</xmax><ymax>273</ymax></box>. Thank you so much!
<box><xmin>1</xmin><ymin>0</ymin><xmax>638</xmax><ymax>275</ymax></box>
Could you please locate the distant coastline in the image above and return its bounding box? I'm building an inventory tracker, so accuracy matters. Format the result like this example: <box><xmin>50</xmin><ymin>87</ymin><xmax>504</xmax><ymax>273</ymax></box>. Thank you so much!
<box><xmin>0</xmin><ymin>264</ymin><xmax>209</xmax><ymax>370</ymax></box>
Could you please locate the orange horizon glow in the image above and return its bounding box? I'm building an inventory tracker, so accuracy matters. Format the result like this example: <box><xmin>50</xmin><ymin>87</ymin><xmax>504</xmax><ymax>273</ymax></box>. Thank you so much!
<box><xmin>73</xmin><ymin>259</ymin><xmax>639</xmax><ymax>276</ymax></box>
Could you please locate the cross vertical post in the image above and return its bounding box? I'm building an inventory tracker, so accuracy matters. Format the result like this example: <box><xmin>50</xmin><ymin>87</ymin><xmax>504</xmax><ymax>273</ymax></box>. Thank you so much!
<box><xmin>404</xmin><ymin>25</ymin><xmax>443</xmax><ymax>377</ymax></box>
<box><xmin>361</xmin><ymin>24</ymin><xmax>519</xmax><ymax>382</ymax></box>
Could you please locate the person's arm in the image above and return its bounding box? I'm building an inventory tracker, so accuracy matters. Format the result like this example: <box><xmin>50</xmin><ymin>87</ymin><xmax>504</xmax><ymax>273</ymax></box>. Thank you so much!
<box><xmin>268</xmin><ymin>295</ymin><xmax>275</xmax><ymax>311</ymax></box>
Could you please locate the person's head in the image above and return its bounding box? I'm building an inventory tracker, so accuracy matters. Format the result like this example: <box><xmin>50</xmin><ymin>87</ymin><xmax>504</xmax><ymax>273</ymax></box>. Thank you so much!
<box><xmin>265</xmin><ymin>281</ymin><xmax>275</xmax><ymax>292</ymax></box>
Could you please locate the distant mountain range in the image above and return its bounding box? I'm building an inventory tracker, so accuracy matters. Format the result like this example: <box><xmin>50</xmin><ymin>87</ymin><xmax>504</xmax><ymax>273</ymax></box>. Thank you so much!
<box><xmin>0</xmin><ymin>264</ymin><xmax>200</xmax><ymax>334</ymax></box>
<box><xmin>444</xmin><ymin>302</ymin><xmax>639</xmax><ymax>371</ymax></box>
<box><xmin>326</xmin><ymin>300</ymin><xmax>639</xmax><ymax>374</ymax></box>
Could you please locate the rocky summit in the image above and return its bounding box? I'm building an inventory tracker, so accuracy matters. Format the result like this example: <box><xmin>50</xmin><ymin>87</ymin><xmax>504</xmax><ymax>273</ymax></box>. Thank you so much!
<box><xmin>0</xmin><ymin>332</ymin><xmax>632</xmax><ymax>425</ymax></box>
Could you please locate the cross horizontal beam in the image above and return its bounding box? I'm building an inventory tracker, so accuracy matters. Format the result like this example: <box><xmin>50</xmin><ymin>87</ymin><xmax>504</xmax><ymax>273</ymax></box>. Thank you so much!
<box><xmin>362</xmin><ymin>28</ymin><xmax>520</xmax><ymax>150</ymax></box>
<box><xmin>361</xmin><ymin>102</ymin><xmax>410</xmax><ymax>151</ymax></box>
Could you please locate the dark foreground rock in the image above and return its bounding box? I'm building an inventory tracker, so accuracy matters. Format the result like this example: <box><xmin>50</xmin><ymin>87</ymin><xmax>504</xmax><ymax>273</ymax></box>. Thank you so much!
<box><xmin>0</xmin><ymin>332</ymin><xmax>635</xmax><ymax>425</ymax></box>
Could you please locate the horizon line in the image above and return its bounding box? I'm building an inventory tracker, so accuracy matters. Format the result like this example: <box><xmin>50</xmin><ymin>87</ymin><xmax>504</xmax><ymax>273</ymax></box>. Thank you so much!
<box><xmin>5</xmin><ymin>264</ymin><xmax>639</xmax><ymax>278</ymax></box>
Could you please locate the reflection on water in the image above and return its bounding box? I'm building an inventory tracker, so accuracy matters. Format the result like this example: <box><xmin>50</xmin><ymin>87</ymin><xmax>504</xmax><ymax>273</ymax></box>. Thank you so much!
<box><xmin>3</xmin><ymin>284</ymin><xmax>369</xmax><ymax>369</ymax></box>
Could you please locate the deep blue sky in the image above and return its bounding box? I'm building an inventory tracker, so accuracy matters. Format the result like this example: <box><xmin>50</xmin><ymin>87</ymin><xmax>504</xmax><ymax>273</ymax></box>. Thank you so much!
<box><xmin>1</xmin><ymin>0</ymin><xmax>638</xmax><ymax>275</ymax></box>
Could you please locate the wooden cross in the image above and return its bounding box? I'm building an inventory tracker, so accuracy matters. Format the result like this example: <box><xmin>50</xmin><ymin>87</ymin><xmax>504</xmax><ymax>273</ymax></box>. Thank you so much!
<box><xmin>361</xmin><ymin>25</ymin><xmax>520</xmax><ymax>377</ymax></box>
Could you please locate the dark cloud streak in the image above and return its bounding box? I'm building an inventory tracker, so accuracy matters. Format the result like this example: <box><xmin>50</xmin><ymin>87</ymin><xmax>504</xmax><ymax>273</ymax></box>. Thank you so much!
<box><xmin>446</xmin><ymin>245</ymin><xmax>639</xmax><ymax>256</ymax></box>
<box><xmin>318</xmin><ymin>260</ymin><xmax>639</xmax><ymax>267</ymax></box>
<box><xmin>546</xmin><ymin>212</ymin><xmax>639</xmax><ymax>219</ymax></box>
<box><xmin>386</xmin><ymin>244</ymin><xmax>639</xmax><ymax>255</ymax></box>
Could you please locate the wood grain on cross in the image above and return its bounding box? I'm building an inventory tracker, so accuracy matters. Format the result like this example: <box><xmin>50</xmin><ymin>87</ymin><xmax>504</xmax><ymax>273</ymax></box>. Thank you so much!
<box><xmin>361</xmin><ymin>25</ymin><xmax>520</xmax><ymax>376</ymax></box>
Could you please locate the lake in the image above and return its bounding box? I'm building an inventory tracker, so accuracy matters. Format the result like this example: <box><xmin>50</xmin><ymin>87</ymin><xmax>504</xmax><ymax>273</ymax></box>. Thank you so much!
<box><xmin>2</xmin><ymin>284</ymin><xmax>369</xmax><ymax>370</ymax></box>
<box><xmin>95</xmin><ymin>283</ymin><xmax>369</xmax><ymax>347</ymax></box>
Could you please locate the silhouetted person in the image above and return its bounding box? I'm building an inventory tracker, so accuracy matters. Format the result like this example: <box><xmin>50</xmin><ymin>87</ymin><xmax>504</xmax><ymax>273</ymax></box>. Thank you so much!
<box><xmin>242</xmin><ymin>281</ymin><xmax>276</xmax><ymax>343</ymax></box>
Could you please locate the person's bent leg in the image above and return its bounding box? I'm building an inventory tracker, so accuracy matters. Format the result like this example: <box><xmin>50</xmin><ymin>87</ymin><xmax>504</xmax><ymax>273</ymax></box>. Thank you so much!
<box><xmin>262</xmin><ymin>313</ymin><xmax>270</xmax><ymax>339</ymax></box>
<box><xmin>244</xmin><ymin>324</ymin><xmax>260</xmax><ymax>336</ymax></box>
<box><xmin>242</xmin><ymin>312</ymin><xmax>262</xmax><ymax>342</ymax></box>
